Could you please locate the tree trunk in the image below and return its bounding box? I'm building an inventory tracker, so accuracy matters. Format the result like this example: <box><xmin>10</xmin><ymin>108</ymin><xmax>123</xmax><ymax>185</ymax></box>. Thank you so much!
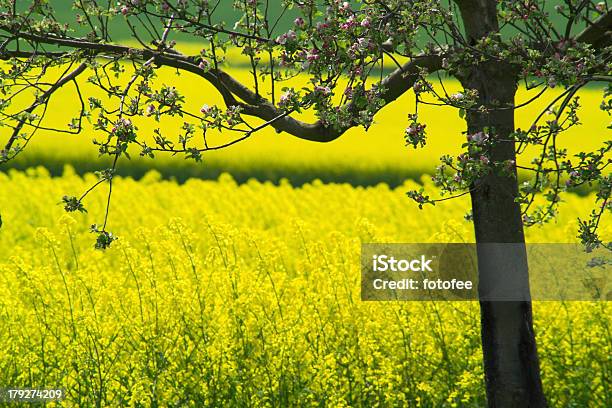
<box><xmin>461</xmin><ymin>63</ymin><xmax>547</xmax><ymax>407</ymax></box>
<box><xmin>454</xmin><ymin>3</ymin><xmax>548</xmax><ymax>406</ymax></box>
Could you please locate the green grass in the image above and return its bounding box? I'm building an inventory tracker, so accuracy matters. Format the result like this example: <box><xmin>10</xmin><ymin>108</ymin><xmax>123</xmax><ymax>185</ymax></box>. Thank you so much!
<box><xmin>47</xmin><ymin>1</ymin><xmax>583</xmax><ymax>43</ymax></box>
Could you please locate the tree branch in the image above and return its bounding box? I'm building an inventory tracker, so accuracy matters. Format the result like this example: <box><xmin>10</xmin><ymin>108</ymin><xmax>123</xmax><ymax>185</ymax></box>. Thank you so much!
<box><xmin>575</xmin><ymin>10</ymin><xmax>612</xmax><ymax>49</ymax></box>
<box><xmin>0</xmin><ymin>50</ymin><xmax>68</xmax><ymax>60</ymax></box>
<box><xmin>0</xmin><ymin>26</ymin><xmax>443</xmax><ymax>143</ymax></box>
<box><xmin>3</xmin><ymin>62</ymin><xmax>88</xmax><ymax>152</ymax></box>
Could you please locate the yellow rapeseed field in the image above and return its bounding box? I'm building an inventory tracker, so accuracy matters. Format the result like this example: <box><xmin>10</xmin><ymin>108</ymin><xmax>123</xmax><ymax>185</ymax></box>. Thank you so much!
<box><xmin>0</xmin><ymin>168</ymin><xmax>609</xmax><ymax>406</ymax></box>
<box><xmin>1</xmin><ymin>49</ymin><xmax>610</xmax><ymax>406</ymax></box>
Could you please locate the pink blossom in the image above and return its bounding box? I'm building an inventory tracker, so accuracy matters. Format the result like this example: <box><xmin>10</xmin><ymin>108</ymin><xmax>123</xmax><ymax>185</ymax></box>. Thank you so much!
<box><xmin>356</xmin><ymin>37</ymin><xmax>370</xmax><ymax>50</ymax></box>
<box><xmin>275</xmin><ymin>30</ymin><xmax>296</xmax><ymax>45</ymax></box>
<box><xmin>449</xmin><ymin>92</ymin><xmax>464</xmax><ymax>102</ymax></box>
<box><xmin>340</xmin><ymin>17</ymin><xmax>356</xmax><ymax>30</ymax></box>
<box><xmin>306</xmin><ymin>49</ymin><xmax>319</xmax><ymax>62</ymax></box>
<box><xmin>343</xmin><ymin>87</ymin><xmax>353</xmax><ymax>99</ymax></box>
<box><xmin>279</xmin><ymin>51</ymin><xmax>290</xmax><ymax>67</ymax></box>
<box><xmin>279</xmin><ymin>90</ymin><xmax>295</xmax><ymax>108</ymax></box>
<box><xmin>314</xmin><ymin>85</ymin><xmax>331</xmax><ymax>96</ymax></box>
<box><xmin>468</xmin><ymin>132</ymin><xmax>488</xmax><ymax>144</ymax></box>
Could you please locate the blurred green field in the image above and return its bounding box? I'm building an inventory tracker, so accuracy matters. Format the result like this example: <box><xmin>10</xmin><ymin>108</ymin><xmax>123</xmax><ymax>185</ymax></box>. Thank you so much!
<box><xmin>46</xmin><ymin>1</ymin><xmax>588</xmax><ymax>48</ymax></box>
<box><xmin>2</xmin><ymin>64</ymin><xmax>608</xmax><ymax>186</ymax></box>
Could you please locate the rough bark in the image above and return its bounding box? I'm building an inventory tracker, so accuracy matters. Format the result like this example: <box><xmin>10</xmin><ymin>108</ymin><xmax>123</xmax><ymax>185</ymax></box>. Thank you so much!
<box><xmin>462</xmin><ymin>64</ymin><xmax>547</xmax><ymax>407</ymax></box>
<box><xmin>456</xmin><ymin>1</ymin><xmax>547</xmax><ymax>406</ymax></box>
